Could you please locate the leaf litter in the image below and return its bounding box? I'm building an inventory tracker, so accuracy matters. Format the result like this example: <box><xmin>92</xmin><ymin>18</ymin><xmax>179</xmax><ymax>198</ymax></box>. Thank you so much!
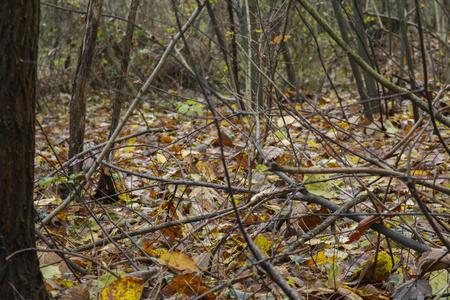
<box><xmin>35</xmin><ymin>86</ymin><xmax>450</xmax><ymax>299</ymax></box>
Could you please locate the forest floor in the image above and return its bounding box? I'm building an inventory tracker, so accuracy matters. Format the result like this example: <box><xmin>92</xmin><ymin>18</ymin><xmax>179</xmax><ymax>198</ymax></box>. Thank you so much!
<box><xmin>34</xmin><ymin>85</ymin><xmax>450</xmax><ymax>299</ymax></box>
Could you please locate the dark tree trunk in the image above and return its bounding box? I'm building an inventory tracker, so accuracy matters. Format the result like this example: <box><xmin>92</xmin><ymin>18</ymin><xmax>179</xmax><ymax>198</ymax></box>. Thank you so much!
<box><xmin>0</xmin><ymin>0</ymin><xmax>50</xmax><ymax>299</ymax></box>
<box><xmin>69</xmin><ymin>0</ymin><xmax>103</xmax><ymax>174</ymax></box>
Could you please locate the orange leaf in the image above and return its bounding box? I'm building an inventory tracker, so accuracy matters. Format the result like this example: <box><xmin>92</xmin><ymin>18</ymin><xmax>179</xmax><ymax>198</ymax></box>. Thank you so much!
<box><xmin>299</xmin><ymin>205</ymin><xmax>329</xmax><ymax>230</ymax></box>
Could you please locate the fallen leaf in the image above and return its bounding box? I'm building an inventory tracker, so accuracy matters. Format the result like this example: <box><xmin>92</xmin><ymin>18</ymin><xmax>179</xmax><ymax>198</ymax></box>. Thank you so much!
<box><xmin>304</xmin><ymin>173</ymin><xmax>335</xmax><ymax>198</ymax></box>
<box><xmin>347</xmin><ymin>215</ymin><xmax>383</xmax><ymax>243</ymax></box>
<box><xmin>383</xmin><ymin>119</ymin><xmax>397</xmax><ymax>134</ymax></box>
<box><xmin>416</xmin><ymin>249</ymin><xmax>450</xmax><ymax>276</ymax></box>
<box><xmin>159</xmin><ymin>251</ymin><xmax>200</xmax><ymax>273</ymax></box>
<box><xmin>392</xmin><ymin>279</ymin><xmax>432</xmax><ymax>300</ymax></box>
<box><xmin>168</xmin><ymin>273</ymin><xmax>215</xmax><ymax>299</ymax></box>
<box><xmin>58</xmin><ymin>285</ymin><xmax>91</xmax><ymax>300</ymax></box>
<box><xmin>99</xmin><ymin>276</ymin><xmax>144</xmax><ymax>300</ymax></box>
<box><xmin>263</xmin><ymin>146</ymin><xmax>285</xmax><ymax>161</ymax></box>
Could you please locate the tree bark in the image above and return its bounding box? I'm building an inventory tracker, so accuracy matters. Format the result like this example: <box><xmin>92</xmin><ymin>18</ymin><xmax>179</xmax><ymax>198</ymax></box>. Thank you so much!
<box><xmin>0</xmin><ymin>0</ymin><xmax>50</xmax><ymax>298</ymax></box>
<box><xmin>69</xmin><ymin>0</ymin><xmax>103</xmax><ymax>174</ymax></box>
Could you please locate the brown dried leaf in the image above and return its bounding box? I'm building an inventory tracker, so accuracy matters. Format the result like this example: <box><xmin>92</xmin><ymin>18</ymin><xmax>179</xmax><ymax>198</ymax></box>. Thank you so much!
<box><xmin>416</xmin><ymin>249</ymin><xmax>450</xmax><ymax>275</ymax></box>
<box><xmin>168</xmin><ymin>273</ymin><xmax>215</xmax><ymax>299</ymax></box>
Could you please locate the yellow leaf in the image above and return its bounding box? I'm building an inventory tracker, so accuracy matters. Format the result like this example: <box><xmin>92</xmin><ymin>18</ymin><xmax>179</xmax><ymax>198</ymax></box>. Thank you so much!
<box><xmin>283</xmin><ymin>35</ymin><xmax>292</xmax><ymax>42</ymax></box>
<box><xmin>81</xmin><ymin>232</ymin><xmax>98</xmax><ymax>244</ymax></box>
<box><xmin>304</xmin><ymin>173</ymin><xmax>335</xmax><ymax>198</ymax></box>
<box><xmin>307</xmin><ymin>141</ymin><xmax>319</xmax><ymax>149</ymax></box>
<box><xmin>254</xmin><ymin>236</ymin><xmax>271</xmax><ymax>253</ymax></box>
<box><xmin>338</xmin><ymin>122</ymin><xmax>350</xmax><ymax>130</ymax></box>
<box><xmin>411</xmin><ymin>170</ymin><xmax>428</xmax><ymax>177</ymax></box>
<box><xmin>372</xmin><ymin>251</ymin><xmax>397</xmax><ymax>277</ymax></box>
<box><xmin>123</xmin><ymin>137</ymin><xmax>136</xmax><ymax>153</ymax></box>
<box><xmin>270</xmin><ymin>35</ymin><xmax>292</xmax><ymax>44</ymax></box>
<box><xmin>311</xmin><ymin>251</ymin><xmax>336</xmax><ymax>266</ymax></box>
<box><xmin>288</xmin><ymin>276</ymin><xmax>295</xmax><ymax>286</ymax></box>
<box><xmin>350</xmin><ymin>156</ymin><xmax>362</xmax><ymax>164</ymax></box>
<box><xmin>429</xmin><ymin>270</ymin><xmax>450</xmax><ymax>296</ymax></box>
<box><xmin>159</xmin><ymin>252</ymin><xmax>200</xmax><ymax>273</ymax></box>
<box><xmin>99</xmin><ymin>276</ymin><xmax>144</xmax><ymax>300</ymax></box>
<box><xmin>156</xmin><ymin>153</ymin><xmax>166</xmax><ymax>164</ymax></box>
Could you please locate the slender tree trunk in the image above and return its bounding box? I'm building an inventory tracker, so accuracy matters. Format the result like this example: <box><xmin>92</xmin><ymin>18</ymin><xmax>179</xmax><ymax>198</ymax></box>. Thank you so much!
<box><xmin>396</xmin><ymin>0</ymin><xmax>419</xmax><ymax>122</ymax></box>
<box><xmin>227</xmin><ymin>0</ymin><xmax>243</xmax><ymax>109</ymax></box>
<box><xmin>352</xmin><ymin>0</ymin><xmax>381</xmax><ymax>114</ymax></box>
<box><xmin>206</xmin><ymin>0</ymin><xmax>245</xmax><ymax>111</ymax></box>
<box><xmin>69</xmin><ymin>0</ymin><xmax>103</xmax><ymax>174</ymax></box>
<box><xmin>94</xmin><ymin>0</ymin><xmax>139</xmax><ymax>201</ymax></box>
<box><xmin>331</xmin><ymin>0</ymin><xmax>373</xmax><ymax>120</ymax></box>
<box><xmin>435</xmin><ymin>0</ymin><xmax>450</xmax><ymax>82</ymax></box>
<box><xmin>0</xmin><ymin>0</ymin><xmax>50</xmax><ymax>299</ymax></box>
<box><xmin>247</xmin><ymin>0</ymin><xmax>261</xmax><ymax>110</ymax></box>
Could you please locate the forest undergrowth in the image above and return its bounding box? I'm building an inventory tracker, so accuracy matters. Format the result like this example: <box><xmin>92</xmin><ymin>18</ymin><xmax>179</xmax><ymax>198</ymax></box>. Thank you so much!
<box><xmin>34</xmin><ymin>83</ymin><xmax>450</xmax><ymax>299</ymax></box>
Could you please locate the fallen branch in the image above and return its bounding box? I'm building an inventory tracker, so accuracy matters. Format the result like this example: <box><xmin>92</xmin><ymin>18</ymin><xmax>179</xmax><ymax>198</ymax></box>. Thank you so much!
<box><xmin>293</xmin><ymin>193</ymin><xmax>431</xmax><ymax>253</ymax></box>
<box><xmin>35</xmin><ymin>128</ymin><xmax>170</xmax><ymax>187</ymax></box>
<box><xmin>67</xmin><ymin>188</ymin><xmax>273</xmax><ymax>252</ymax></box>
<box><xmin>101</xmin><ymin>160</ymin><xmax>257</xmax><ymax>194</ymax></box>
<box><xmin>64</xmin><ymin>183</ymin><xmax>431</xmax><ymax>255</ymax></box>
<box><xmin>268</xmin><ymin>163</ymin><xmax>450</xmax><ymax>196</ymax></box>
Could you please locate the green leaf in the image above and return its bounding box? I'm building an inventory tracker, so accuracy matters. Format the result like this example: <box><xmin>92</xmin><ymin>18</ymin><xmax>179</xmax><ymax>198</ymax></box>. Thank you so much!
<box><xmin>256</xmin><ymin>164</ymin><xmax>268</xmax><ymax>174</ymax></box>
<box><xmin>39</xmin><ymin>176</ymin><xmax>55</xmax><ymax>187</ymax></box>
<box><xmin>178</xmin><ymin>104</ymin><xmax>189</xmax><ymax>114</ymax></box>
<box><xmin>274</xmin><ymin>130</ymin><xmax>287</xmax><ymax>140</ymax></box>
<box><xmin>192</xmin><ymin>105</ymin><xmax>203</xmax><ymax>116</ymax></box>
